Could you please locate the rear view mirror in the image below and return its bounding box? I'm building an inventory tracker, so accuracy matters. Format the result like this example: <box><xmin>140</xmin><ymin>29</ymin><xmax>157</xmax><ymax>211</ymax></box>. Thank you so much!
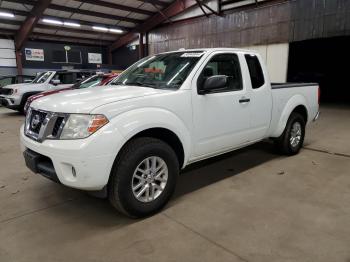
<box><xmin>51</xmin><ymin>79</ymin><xmax>61</xmax><ymax>85</ymax></box>
<box><xmin>199</xmin><ymin>75</ymin><xmax>228</xmax><ymax>94</ymax></box>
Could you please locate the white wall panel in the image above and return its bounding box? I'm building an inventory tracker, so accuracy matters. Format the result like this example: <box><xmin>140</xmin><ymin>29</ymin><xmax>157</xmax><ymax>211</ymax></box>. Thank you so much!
<box><xmin>0</xmin><ymin>38</ymin><xmax>17</xmax><ymax>71</ymax></box>
<box><xmin>0</xmin><ymin>39</ymin><xmax>15</xmax><ymax>49</ymax></box>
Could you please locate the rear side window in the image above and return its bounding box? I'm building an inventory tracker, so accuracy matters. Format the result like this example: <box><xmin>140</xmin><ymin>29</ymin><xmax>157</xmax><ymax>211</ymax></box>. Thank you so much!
<box><xmin>245</xmin><ymin>54</ymin><xmax>265</xmax><ymax>89</ymax></box>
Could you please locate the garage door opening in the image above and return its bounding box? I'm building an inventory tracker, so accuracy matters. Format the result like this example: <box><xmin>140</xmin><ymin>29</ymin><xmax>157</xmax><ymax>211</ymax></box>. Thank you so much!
<box><xmin>287</xmin><ymin>36</ymin><xmax>350</xmax><ymax>104</ymax></box>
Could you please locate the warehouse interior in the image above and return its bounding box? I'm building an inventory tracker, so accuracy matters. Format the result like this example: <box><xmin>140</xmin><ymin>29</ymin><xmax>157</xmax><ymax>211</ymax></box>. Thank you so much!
<box><xmin>1</xmin><ymin>0</ymin><xmax>350</xmax><ymax>261</ymax></box>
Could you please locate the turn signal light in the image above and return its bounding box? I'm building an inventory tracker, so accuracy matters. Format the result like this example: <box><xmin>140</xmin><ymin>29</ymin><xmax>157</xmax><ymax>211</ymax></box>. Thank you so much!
<box><xmin>88</xmin><ymin>115</ymin><xmax>109</xmax><ymax>133</ymax></box>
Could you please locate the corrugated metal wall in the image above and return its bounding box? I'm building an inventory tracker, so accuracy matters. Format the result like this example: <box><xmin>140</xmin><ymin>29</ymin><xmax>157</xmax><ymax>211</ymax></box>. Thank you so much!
<box><xmin>148</xmin><ymin>0</ymin><xmax>350</xmax><ymax>54</ymax></box>
<box><xmin>0</xmin><ymin>39</ymin><xmax>17</xmax><ymax>75</ymax></box>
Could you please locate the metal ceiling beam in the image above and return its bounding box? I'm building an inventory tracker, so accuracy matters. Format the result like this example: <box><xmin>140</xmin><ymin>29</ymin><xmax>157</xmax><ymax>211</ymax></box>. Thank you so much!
<box><xmin>3</xmin><ymin>0</ymin><xmax>142</xmax><ymax>24</ymax></box>
<box><xmin>29</xmin><ymin>32</ymin><xmax>112</xmax><ymax>43</ymax></box>
<box><xmin>138</xmin><ymin>0</ymin><xmax>168</xmax><ymax>7</ymax></box>
<box><xmin>0</xmin><ymin>18</ymin><xmax>22</xmax><ymax>26</ymax></box>
<box><xmin>0</xmin><ymin>28</ymin><xmax>15</xmax><ymax>35</ymax></box>
<box><xmin>75</xmin><ymin>0</ymin><xmax>154</xmax><ymax>16</ymax></box>
<box><xmin>110</xmin><ymin>0</ymin><xmax>197</xmax><ymax>51</ymax></box>
<box><xmin>4</xmin><ymin>0</ymin><xmax>155</xmax><ymax>16</ymax></box>
<box><xmin>43</xmin><ymin>15</ymin><xmax>131</xmax><ymax>32</ymax></box>
<box><xmin>48</xmin><ymin>4</ymin><xmax>142</xmax><ymax>24</ymax></box>
<box><xmin>14</xmin><ymin>0</ymin><xmax>52</xmax><ymax>50</ymax></box>
<box><xmin>0</xmin><ymin>7</ymin><xmax>28</xmax><ymax>17</ymax></box>
<box><xmin>35</xmin><ymin>24</ymin><xmax>118</xmax><ymax>38</ymax></box>
<box><xmin>30</xmin><ymin>32</ymin><xmax>113</xmax><ymax>45</ymax></box>
<box><xmin>1</xmin><ymin>28</ymin><xmax>111</xmax><ymax>45</ymax></box>
<box><xmin>0</xmin><ymin>8</ymin><xmax>131</xmax><ymax>32</ymax></box>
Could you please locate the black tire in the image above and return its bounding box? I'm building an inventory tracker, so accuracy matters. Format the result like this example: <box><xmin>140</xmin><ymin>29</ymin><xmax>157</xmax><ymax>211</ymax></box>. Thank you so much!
<box><xmin>274</xmin><ymin>112</ymin><xmax>305</xmax><ymax>155</ymax></box>
<box><xmin>108</xmin><ymin>137</ymin><xmax>179</xmax><ymax>218</ymax></box>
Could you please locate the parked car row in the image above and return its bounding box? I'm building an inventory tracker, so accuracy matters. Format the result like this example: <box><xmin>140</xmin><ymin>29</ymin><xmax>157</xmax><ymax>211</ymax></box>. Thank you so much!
<box><xmin>0</xmin><ymin>70</ymin><xmax>119</xmax><ymax>113</ymax></box>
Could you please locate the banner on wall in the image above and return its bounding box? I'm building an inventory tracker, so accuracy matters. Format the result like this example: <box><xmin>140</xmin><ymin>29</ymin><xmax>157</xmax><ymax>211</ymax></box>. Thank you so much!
<box><xmin>25</xmin><ymin>48</ymin><xmax>44</xmax><ymax>61</ymax></box>
<box><xmin>88</xmin><ymin>53</ymin><xmax>102</xmax><ymax>64</ymax></box>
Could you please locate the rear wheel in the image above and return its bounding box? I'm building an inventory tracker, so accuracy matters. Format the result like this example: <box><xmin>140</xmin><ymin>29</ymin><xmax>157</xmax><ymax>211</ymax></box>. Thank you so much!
<box><xmin>108</xmin><ymin>137</ymin><xmax>179</xmax><ymax>218</ymax></box>
<box><xmin>275</xmin><ymin>112</ymin><xmax>305</xmax><ymax>155</ymax></box>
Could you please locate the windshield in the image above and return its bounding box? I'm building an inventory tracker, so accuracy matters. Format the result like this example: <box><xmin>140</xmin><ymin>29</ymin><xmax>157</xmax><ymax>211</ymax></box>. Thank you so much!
<box><xmin>110</xmin><ymin>52</ymin><xmax>204</xmax><ymax>89</ymax></box>
<box><xmin>73</xmin><ymin>75</ymin><xmax>104</xmax><ymax>89</ymax></box>
<box><xmin>32</xmin><ymin>72</ymin><xmax>53</xmax><ymax>84</ymax></box>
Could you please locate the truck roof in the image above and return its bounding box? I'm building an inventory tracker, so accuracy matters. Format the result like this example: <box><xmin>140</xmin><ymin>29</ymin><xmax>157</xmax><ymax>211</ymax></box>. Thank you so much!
<box><xmin>159</xmin><ymin>48</ymin><xmax>260</xmax><ymax>55</ymax></box>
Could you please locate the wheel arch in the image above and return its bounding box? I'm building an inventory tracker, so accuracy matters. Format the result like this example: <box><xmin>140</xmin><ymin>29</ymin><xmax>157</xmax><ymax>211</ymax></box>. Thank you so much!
<box><xmin>124</xmin><ymin>127</ymin><xmax>185</xmax><ymax>168</ymax></box>
<box><xmin>270</xmin><ymin>94</ymin><xmax>309</xmax><ymax>138</ymax></box>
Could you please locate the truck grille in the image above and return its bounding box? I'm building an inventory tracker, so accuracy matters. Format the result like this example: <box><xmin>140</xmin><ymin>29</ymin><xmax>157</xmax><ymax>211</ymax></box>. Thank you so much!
<box><xmin>52</xmin><ymin>117</ymin><xmax>64</xmax><ymax>137</ymax></box>
<box><xmin>0</xmin><ymin>88</ymin><xmax>13</xmax><ymax>95</ymax></box>
<box><xmin>25</xmin><ymin>108</ymin><xmax>68</xmax><ymax>142</ymax></box>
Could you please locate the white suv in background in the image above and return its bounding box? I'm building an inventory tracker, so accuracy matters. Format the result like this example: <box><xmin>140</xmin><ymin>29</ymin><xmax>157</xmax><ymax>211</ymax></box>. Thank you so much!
<box><xmin>0</xmin><ymin>70</ymin><xmax>94</xmax><ymax>112</ymax></box>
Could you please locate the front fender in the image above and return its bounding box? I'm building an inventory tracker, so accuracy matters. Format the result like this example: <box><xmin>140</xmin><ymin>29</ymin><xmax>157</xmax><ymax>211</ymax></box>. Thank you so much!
<box><xmin>270</xmin><ymin>94</ymin><xmax>309</xmax><ymax>138</ymax></box>
<box><xmin>108</xmin><ymin>107</ymin><xmax>192</xmax><ymax>167</ymax></box>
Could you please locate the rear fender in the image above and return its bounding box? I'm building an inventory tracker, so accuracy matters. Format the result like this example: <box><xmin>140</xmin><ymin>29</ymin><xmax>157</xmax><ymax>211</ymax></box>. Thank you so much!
<box><xmin>270</xmin><ymin>94</ymin><xmax>309</xmax><ymax>138</ymax></box>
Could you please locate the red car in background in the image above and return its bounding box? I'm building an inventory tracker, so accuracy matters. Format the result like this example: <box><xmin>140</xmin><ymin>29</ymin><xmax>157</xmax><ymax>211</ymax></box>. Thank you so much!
<box><xmin>24</xmin><ymin>73</ymin><xmax>118</xmax><ymax>114</ymax></box>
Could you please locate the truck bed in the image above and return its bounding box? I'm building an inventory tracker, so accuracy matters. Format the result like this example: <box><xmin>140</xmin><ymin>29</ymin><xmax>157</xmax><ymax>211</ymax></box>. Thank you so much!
<box><xmin>268</xmin><ymin>82</ymin><xmax>319</xmax><ymax>138</ymax></box>
<box><xmin>271</xmin><ymin>83</ymin><xmax>318</xmax><ymax>89</ymax></box>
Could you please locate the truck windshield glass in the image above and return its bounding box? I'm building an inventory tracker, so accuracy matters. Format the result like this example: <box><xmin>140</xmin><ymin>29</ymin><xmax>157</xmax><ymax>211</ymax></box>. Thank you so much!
<box><xmin>32</xmin><ymin>72</ymin><xmax>52</xmax><ymax>84</ymax></box>
<box><xmin>111</xmin><ymin>52</ymin><xmax>203</xmax><ymax>89</ymax></box>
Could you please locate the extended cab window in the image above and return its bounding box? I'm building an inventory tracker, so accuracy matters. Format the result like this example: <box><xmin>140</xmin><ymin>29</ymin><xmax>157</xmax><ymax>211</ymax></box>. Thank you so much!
<box><xmin>198</xmin><ymin>53</ymin><xmax>242</xmax><ymax>93</ymax></box>
<box><xmin>245</xmin><ymin>54</ymin><xmax>265</xmax><ymax>89</ymax></box>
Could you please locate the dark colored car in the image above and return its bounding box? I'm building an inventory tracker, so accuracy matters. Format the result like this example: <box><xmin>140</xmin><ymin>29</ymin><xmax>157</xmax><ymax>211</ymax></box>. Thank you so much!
<box><xmin>24</xmin><ymin>73</ymin><xmax>119</xmax><ymax>114</ymax></box>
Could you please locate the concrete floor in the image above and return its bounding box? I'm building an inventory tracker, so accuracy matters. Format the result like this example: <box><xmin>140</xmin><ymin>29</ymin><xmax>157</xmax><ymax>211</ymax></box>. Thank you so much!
<box><xmin>0</xmin><ymin>105</ymin><xmax>350</xmax><ymax>262</ymax></box>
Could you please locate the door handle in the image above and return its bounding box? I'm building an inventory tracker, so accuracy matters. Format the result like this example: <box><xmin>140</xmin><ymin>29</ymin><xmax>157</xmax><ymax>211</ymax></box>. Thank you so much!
<box><xmin>239</xmin><ymin>98</ymin><xmax>250</xmax><ymax>103</ymax></box>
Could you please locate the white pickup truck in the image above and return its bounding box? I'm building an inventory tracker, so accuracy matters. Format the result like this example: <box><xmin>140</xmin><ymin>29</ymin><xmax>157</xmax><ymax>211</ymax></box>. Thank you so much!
<box><xmin>0</xmin><ymin>70</ymin><xmax>94</xmax><ymax>112</ymax></box>
<box><xmin>20</xmin><ymin>48</ymin><xmax>319</xmax><ymax>217</ymax></box>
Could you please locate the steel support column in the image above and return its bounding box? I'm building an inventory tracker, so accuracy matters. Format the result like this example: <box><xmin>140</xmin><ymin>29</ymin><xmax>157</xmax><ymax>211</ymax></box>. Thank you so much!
<box><xmin>139</xmin><ymin>33</ymin><xmax>145</xmax><ymax>59</ymax></box>
<box><xmin>15</xmin><ymin>50</ymin><xmax>23</xmax><ymax>75</ymax></box>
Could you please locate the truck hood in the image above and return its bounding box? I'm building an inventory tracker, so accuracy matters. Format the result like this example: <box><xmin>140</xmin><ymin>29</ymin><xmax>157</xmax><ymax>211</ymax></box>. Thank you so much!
<box><xmin>31</xmin><ymin>85</ymin><xmax>170</xmax><ymax>113</ymax></box>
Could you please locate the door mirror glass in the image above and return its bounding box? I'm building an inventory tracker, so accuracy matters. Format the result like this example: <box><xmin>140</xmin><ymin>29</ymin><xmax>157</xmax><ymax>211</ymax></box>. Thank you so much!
<box><xmin>200</xmin><ymin>75</ymin><xmax>228</xmax><ymax>94</ymax></box>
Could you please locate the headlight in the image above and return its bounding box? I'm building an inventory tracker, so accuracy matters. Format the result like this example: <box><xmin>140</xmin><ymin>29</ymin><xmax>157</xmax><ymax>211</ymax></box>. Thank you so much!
<box><xmin>60</xmin><ymin>114</ymin><xmax>109</xmax><ymax>139</ymax></box>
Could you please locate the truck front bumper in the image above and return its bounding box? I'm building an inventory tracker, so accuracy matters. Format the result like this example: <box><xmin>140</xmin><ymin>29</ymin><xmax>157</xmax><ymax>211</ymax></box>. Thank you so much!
<box><xmin>20</xmin><ymin>124</ymin><xmax>126</xmax><ymax>190</ymax></box>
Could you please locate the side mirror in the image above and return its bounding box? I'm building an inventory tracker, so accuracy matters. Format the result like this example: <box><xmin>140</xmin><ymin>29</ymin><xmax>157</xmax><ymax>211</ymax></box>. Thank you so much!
<box><xmin>51</xmin><ymin>79</ymin><xmax>61</xmax><ymax>85</ymax></box>
<box><xmin>199</xmin><ymin>75</ymin><xmax>228</xmax><ymax>94</ymax></box>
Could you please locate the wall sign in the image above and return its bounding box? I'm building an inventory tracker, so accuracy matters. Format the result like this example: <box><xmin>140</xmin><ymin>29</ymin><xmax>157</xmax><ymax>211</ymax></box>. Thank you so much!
<box><xmin>25</xmin><ymin>48</ymin><xmax>44</xmax><ymax>61</ymax></box>
<box><xmin>88</xmin><ymin>53</ymin><xmax>102</xmax><ymax>64</ymax></box>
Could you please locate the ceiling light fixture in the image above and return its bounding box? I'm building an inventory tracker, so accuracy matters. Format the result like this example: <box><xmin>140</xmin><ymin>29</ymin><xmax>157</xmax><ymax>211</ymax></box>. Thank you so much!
<box><xmin>0</xmin><ymin>11</ymin><xmax>15</xmax><ymax>18</ymax></box>
<box><xmin>92</xmin><ymin>26</ymin><xmax>108</xmax><ymax>32</ymax></box>
<box><xmin>42</xmin><ymin>18</ymin><xmax>63</xmax><ymax>25</ymax></box>
<box><xmin>109</xmin><ymin>28</ymin><xmax>123</xmax><ymax>34</ymax></box>
<box><xmin>64</xmin><ymin>21</ymin><xmax>80</xmax><ymax>27</ymax></box>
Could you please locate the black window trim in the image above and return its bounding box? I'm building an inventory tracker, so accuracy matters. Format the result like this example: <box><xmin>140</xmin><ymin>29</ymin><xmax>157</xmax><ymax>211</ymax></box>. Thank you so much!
<box><xmin>244</xmin><ymin>53</ymin><xmax>265</xmax><ymax>90</ymax></box>
<box><xmin>196</xmin><ymin>52</ymin><xmax>243</xmax><ymax>94</ymax></box>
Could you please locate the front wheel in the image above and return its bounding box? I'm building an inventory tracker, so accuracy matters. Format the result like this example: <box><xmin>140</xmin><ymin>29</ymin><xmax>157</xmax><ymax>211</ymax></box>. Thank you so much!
<box><xmin>274</xmin><ymin>112</ymin><xmax>305</xmax><ymax>155</ymax></box>
<box><xmin>108</xmin><ymin>137</ymin><xmax>179</xmax><ymax>218</ymax></box>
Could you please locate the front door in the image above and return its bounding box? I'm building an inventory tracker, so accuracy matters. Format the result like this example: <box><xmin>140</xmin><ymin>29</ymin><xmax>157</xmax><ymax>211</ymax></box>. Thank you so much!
<box><xmin>191</xmin><ymin>52</ymin><xmax>252</xmax><ymax>159</ymax></box>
